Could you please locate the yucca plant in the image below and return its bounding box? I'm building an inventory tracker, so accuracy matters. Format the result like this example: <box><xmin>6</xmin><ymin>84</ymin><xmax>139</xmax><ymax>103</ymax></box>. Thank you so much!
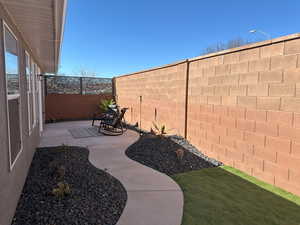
<box><xmin>99</xmin><ymin>99</ymin><xmax>115</xmax><ymax>112</ymax></box>
<box><xmin>152</xmin><ymin>122</ymin><xmax>168</xmax><ymax>137</ymax></box>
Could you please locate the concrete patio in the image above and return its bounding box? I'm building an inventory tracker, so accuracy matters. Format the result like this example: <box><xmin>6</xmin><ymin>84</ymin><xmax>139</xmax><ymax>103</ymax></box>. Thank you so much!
<box><xmin>39</xmin><ymin>121</ymin><xmax>183</xmax><ymax>225</ymax></box>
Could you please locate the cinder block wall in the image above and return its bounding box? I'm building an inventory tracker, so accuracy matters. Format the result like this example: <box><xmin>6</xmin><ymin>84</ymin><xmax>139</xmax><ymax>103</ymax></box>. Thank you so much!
<box><xmin>115</xmin><ymin>34</ymin><xmax>300</xmax><ymax>196</ymax></box>
<box><xmin>115</xmin><ymin>62</ymin><xmax>188</xmax><ymax>136</ymax></box>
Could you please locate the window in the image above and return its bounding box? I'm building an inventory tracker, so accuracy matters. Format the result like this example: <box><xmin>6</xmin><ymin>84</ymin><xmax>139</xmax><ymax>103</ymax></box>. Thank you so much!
<box><xmin>25</xmin><ymin>52</ymin><xmax>30</xmax><ymax>92</ymax></box>
<box><xmin>25</xmin><ymin>52</ymin><xmax>34</xmax><ymax>133</ymax></box>
<box><xmin>26</xmin><ymin>54</ymin><xmax>41</xmax><ymax>134</ymax></box>
<box><xmin>31</xmin><ymin>61</ymin><xmax>37</xmax><ymax>126</ymax></box>
<box><xmin>34</xmin><ymin>63</ymin><xmax>39</xmax><ymax>125</ymax></box>
<box><xmin>3</xmin><ymin>22</ymin><xmax>22</xmax><ymax>169</ymax></box>
<box><xmin>37</xmin><ymin>66</ymin><xmax>43</xmax><ymax>133</ymax></box>
<box><xmin>4</xmin><ymin>25</ymin><xmax>19</xmax><ymax>96</ymax></box>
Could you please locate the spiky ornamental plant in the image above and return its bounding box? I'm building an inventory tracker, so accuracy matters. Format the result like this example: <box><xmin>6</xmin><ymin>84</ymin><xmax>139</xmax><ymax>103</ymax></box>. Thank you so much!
<box><xmin>152</xmin><ymin>122</ymin><xmax>168</xmax><ymax>137</ymax></box>
<box><xmin>99</xmin><ymin>99</ymin><xmax>116</xmax><ymax>112</ymax></box>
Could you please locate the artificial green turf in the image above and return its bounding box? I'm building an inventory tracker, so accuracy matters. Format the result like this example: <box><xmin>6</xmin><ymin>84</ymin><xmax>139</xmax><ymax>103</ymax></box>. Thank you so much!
<box><xmin>172</xmin><ymin>166</ymin><xmax>300</xmax><ymax>225</ymax></box>
<box><xmin>222</xmin><ymin>166</ymin><xmax>300</xmax><ymax>206</ymax></box>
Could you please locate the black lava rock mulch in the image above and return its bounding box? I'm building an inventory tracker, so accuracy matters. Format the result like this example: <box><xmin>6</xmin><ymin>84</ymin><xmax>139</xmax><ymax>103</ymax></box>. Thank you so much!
<box><xmin>12</xmin><ymin>146</ymin><xmax>127</xmax><ymax>225</ymax></box>
<box><xmin>125</xmin><ymin>134</ymin><xmax>216</xmax><ymax>176</ymax></box>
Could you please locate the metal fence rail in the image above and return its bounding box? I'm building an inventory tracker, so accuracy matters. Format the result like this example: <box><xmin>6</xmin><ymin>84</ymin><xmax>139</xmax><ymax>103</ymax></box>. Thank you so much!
<box><xmin>45</xmin><ymin>75</ymin><xmax>112</xmax><ymax>95</ymax></box>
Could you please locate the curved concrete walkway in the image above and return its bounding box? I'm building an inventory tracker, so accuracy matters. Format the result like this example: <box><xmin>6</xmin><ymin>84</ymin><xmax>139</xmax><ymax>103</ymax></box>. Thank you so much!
<box><xmin>39</xmin><ymin>121</ymin><xmax>183</xmax><ymax>225</ymax></box>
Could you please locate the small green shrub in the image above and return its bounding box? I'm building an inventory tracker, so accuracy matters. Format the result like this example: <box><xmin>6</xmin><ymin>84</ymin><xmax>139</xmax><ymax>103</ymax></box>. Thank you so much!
<box><xmin>52</xmin><ymin>182</ymin><xmax>71</xmax><ymax>197</ymax></box>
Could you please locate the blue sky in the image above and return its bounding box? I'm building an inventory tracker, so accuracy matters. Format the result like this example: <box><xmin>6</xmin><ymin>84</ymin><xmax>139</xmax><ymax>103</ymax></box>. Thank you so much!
<box><xmin>59</xmin><ymin>0</ymin><xmax>300</xmax><ymax>77</ymax></box>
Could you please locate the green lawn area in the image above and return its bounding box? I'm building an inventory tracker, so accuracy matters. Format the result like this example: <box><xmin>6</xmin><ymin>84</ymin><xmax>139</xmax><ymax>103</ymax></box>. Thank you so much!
<box><xmin>172</xmin><ymin>166</ymin><xmax>300</xmax><ymax>225</ymax></box>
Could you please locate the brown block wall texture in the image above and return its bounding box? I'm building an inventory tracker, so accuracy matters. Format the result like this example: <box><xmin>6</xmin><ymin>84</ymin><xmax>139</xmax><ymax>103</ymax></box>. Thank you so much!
<box><xmin>115</xmin><ymin>62</ymin><xmax>188</xmax><ymax>136</ymax></box>
<box><xmin>115</xmin><ymin>34</ymin><xmax>300</xmax><ymax>196</ymax></box>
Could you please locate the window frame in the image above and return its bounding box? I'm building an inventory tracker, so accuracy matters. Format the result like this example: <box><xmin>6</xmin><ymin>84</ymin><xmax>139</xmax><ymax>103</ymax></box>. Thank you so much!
<box><xmin>31</xmin><ymin>60</ymin><xmax>37</xmax><ymax>128</ymax></box>
<box><xmin>37</xmin><ymin>66</ymin><xmax>43</xmax><ymax>133</ymax></box>
<box><xmin>3</xmin><ymin>21</ymin><xmax>23</xmax><ymax>171</ymax></box>
<box><xmin>35</xmin><ymin>63</ymin><xmax>39</xmax><ymax>125</ymax></box>
<box><xmin>25</xmin><ymin>51</ymin><xmax>33</xmax><ymax>134</ymax></box>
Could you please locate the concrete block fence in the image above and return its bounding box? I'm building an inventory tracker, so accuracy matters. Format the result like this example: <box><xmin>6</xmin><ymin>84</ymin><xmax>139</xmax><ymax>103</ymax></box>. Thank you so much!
<box><xmin>114</xmin><ymin>33</ymin><xmax>300</xmax><ymax>196</ymax></box>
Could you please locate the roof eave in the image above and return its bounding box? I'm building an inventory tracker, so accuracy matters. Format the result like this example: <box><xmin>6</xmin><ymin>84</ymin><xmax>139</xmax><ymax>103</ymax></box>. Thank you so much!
<box><xmin>53</xmin><ymin>0</ymin><xmax>67</xmax><ymax>74</ymax></box>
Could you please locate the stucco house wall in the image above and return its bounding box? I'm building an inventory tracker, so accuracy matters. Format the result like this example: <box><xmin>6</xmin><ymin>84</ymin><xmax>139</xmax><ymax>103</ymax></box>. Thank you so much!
<box><xmin>0</xmin><ymin>1</ymin><xmax>66</xmax><ymax>224</ymax></box>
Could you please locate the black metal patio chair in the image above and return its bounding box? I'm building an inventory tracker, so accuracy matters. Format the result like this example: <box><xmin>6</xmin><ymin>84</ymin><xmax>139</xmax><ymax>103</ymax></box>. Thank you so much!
<box><xmin>98</xmin><ymin>108</ymin><xmax>128</xmax><ymax>135</ymax></box>
<box><xmin>92</xmin><ymin>105</ymin><xmax>120</xmax><ymax>126</ymax></box>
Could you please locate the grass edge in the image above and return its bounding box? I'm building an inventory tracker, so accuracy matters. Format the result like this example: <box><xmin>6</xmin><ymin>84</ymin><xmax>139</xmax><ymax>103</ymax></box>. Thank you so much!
<box><xmin>221</xmin><ymin>165</ymin><xmax>300</xmax><ymax>206</ymax></box>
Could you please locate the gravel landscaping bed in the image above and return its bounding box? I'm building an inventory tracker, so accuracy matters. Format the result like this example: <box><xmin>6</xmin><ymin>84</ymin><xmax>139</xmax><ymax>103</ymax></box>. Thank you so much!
<box><xmin>125</xmin><ymin>133</ymin><xmax>219</xmax><ymax>176</ymax></box>
<box><xmin>12</xmin><ymin>146</ymin><xmax>127</xmax><ymax>225</ymax></box>
<box><xmin>169</xmin><ymin>135</ymin><xmax>223</xmax><ymax>167</ymax></box>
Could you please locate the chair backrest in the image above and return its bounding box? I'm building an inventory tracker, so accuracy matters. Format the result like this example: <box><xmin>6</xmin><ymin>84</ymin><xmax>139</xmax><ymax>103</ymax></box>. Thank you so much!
<box><xmin>111</xmin><ymin>108</ymin><xmax>127</xmax><ymax>127</ymax></box>
<box><xmin>107</xmin><ymin>104</ymin><xmax>121</xmax><ymax>116</ymax></box>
